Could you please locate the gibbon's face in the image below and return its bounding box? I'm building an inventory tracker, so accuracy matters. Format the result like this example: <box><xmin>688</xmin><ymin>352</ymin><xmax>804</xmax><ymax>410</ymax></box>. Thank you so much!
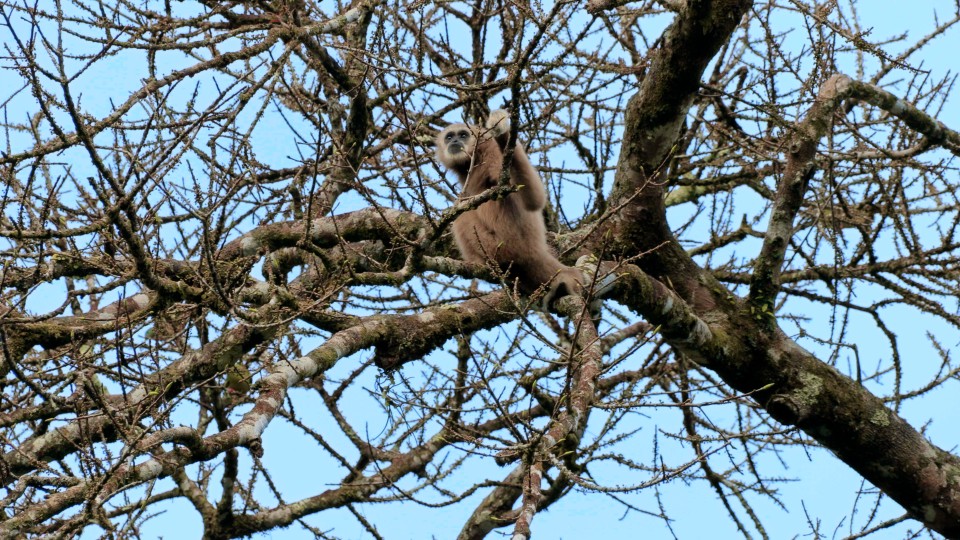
<box><xmin>438</xmin><ymin>125</ymin><xmax>475</xmax><ymax>164</ymax></box>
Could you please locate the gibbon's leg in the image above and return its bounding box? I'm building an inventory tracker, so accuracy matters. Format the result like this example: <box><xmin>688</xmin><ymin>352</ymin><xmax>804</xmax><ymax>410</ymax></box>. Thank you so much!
<box><xmin>451</xmin><ymin>214</ymin><xmax>485</xmax><ymax>264</ymax></box>
<box><xmin>454</xmin><ymin>200</ymin><xmax>507</xmax><ymax>262</ymax></box>
<box><xmin>532</xmin><ymin>265</ymin><xmax>585</xmax><ymax>311</ymax></box>
<box><xmin>511</xmin><ymin>242</ymin><xmax>582</xmax><ymax>297</ymax></box>
<box><xmin>552</xmin><ymin>266</ymin><xmax>584</xmax><ymax>298</ymax></box>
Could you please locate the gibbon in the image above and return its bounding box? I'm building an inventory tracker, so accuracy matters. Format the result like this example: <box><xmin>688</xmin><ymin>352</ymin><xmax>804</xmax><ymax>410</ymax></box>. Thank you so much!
<box><xmin>436</xmin><ymin>109</ymin><xmax>582</xmax><ymax>305</ymax></box>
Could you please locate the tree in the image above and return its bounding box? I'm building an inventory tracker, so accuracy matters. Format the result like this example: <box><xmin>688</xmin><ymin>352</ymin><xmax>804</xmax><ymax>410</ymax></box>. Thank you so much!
<box><xmin>1</xmin><ymin>0</ymin><xmax>959</xmax><ymax>537</ymax></box>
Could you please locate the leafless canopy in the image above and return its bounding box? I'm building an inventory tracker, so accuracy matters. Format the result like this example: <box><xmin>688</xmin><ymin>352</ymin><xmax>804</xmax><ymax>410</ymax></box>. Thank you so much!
<box><xmin>1</xmin><ymin>0</ymin><xmax>960</xmax><ymax>538</ymax></box>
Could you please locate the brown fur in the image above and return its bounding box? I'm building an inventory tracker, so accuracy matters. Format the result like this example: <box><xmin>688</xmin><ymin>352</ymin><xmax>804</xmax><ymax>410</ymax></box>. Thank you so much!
<box><xmin>436</xmin><ymin>110</ymin><xmax>582</xmax><ymax>304</ymax></box>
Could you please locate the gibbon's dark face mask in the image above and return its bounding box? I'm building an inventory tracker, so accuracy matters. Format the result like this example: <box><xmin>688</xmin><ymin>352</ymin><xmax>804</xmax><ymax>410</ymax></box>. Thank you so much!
<box><xmin>445</xmin><ymin>129</ymin><xmax>471</xmax><ymax>154</ymax></box>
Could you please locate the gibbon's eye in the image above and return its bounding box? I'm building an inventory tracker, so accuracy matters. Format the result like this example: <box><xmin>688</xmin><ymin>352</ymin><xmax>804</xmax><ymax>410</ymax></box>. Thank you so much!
<box><xmin>445</xmin><ymin>133</ymin><xmax>454</xmax><ymax>142</ymax></box>
<box><xmin>458</xmin><ymin>130</ymin><xmax>469</xmax><ymax>139</ymax></box>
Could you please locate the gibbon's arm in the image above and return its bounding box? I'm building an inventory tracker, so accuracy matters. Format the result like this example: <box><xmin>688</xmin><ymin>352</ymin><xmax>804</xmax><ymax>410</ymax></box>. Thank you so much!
<box><xmin>508</xmin><ymin>145</ymin><xmax>547</xmax><ymax>212</ymax></box>
<box><xmin>485</xmin><ymin>110</ymin><xmax>547</xmax><ymax>212</ymax></box>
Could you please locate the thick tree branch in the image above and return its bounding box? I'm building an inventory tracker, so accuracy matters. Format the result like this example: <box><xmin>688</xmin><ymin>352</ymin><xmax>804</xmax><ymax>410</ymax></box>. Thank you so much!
<box><xmin>616</xmin><ymin>264</ymin><xmax>960</xmax><ymax>536</ymax></box>
<box><xmin>600</xmin><ymin>0</ymin><xmax>752</xmax><ymax>255</ymax></box>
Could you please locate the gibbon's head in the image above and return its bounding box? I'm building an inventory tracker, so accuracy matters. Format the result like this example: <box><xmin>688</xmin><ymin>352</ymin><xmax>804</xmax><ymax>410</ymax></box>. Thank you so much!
<box><xmin>436</xmin><ymin>123</ymin><xmax>477</xmax><ymax>169</ymax></box>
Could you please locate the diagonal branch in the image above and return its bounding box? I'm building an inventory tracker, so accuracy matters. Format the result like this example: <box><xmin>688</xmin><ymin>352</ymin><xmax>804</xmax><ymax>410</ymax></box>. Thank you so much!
<box><xmin>748</xmin><ymin>75</ymin><xmax>850</xmax><ymax>315</ymax></box>
<box><xmin>603</xmin><ymin>0</ymin><xmax>753</xmax><ymax>247</ymax></box>
<box><xmin>749</xmin><ymin>74</ymin><xmax>960</xmax><ymax>315</ymax></box>
<box><xmin>615</xmin><ymin>262</ymin><xmax>960</xmax><ymax>537</ymax></box>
